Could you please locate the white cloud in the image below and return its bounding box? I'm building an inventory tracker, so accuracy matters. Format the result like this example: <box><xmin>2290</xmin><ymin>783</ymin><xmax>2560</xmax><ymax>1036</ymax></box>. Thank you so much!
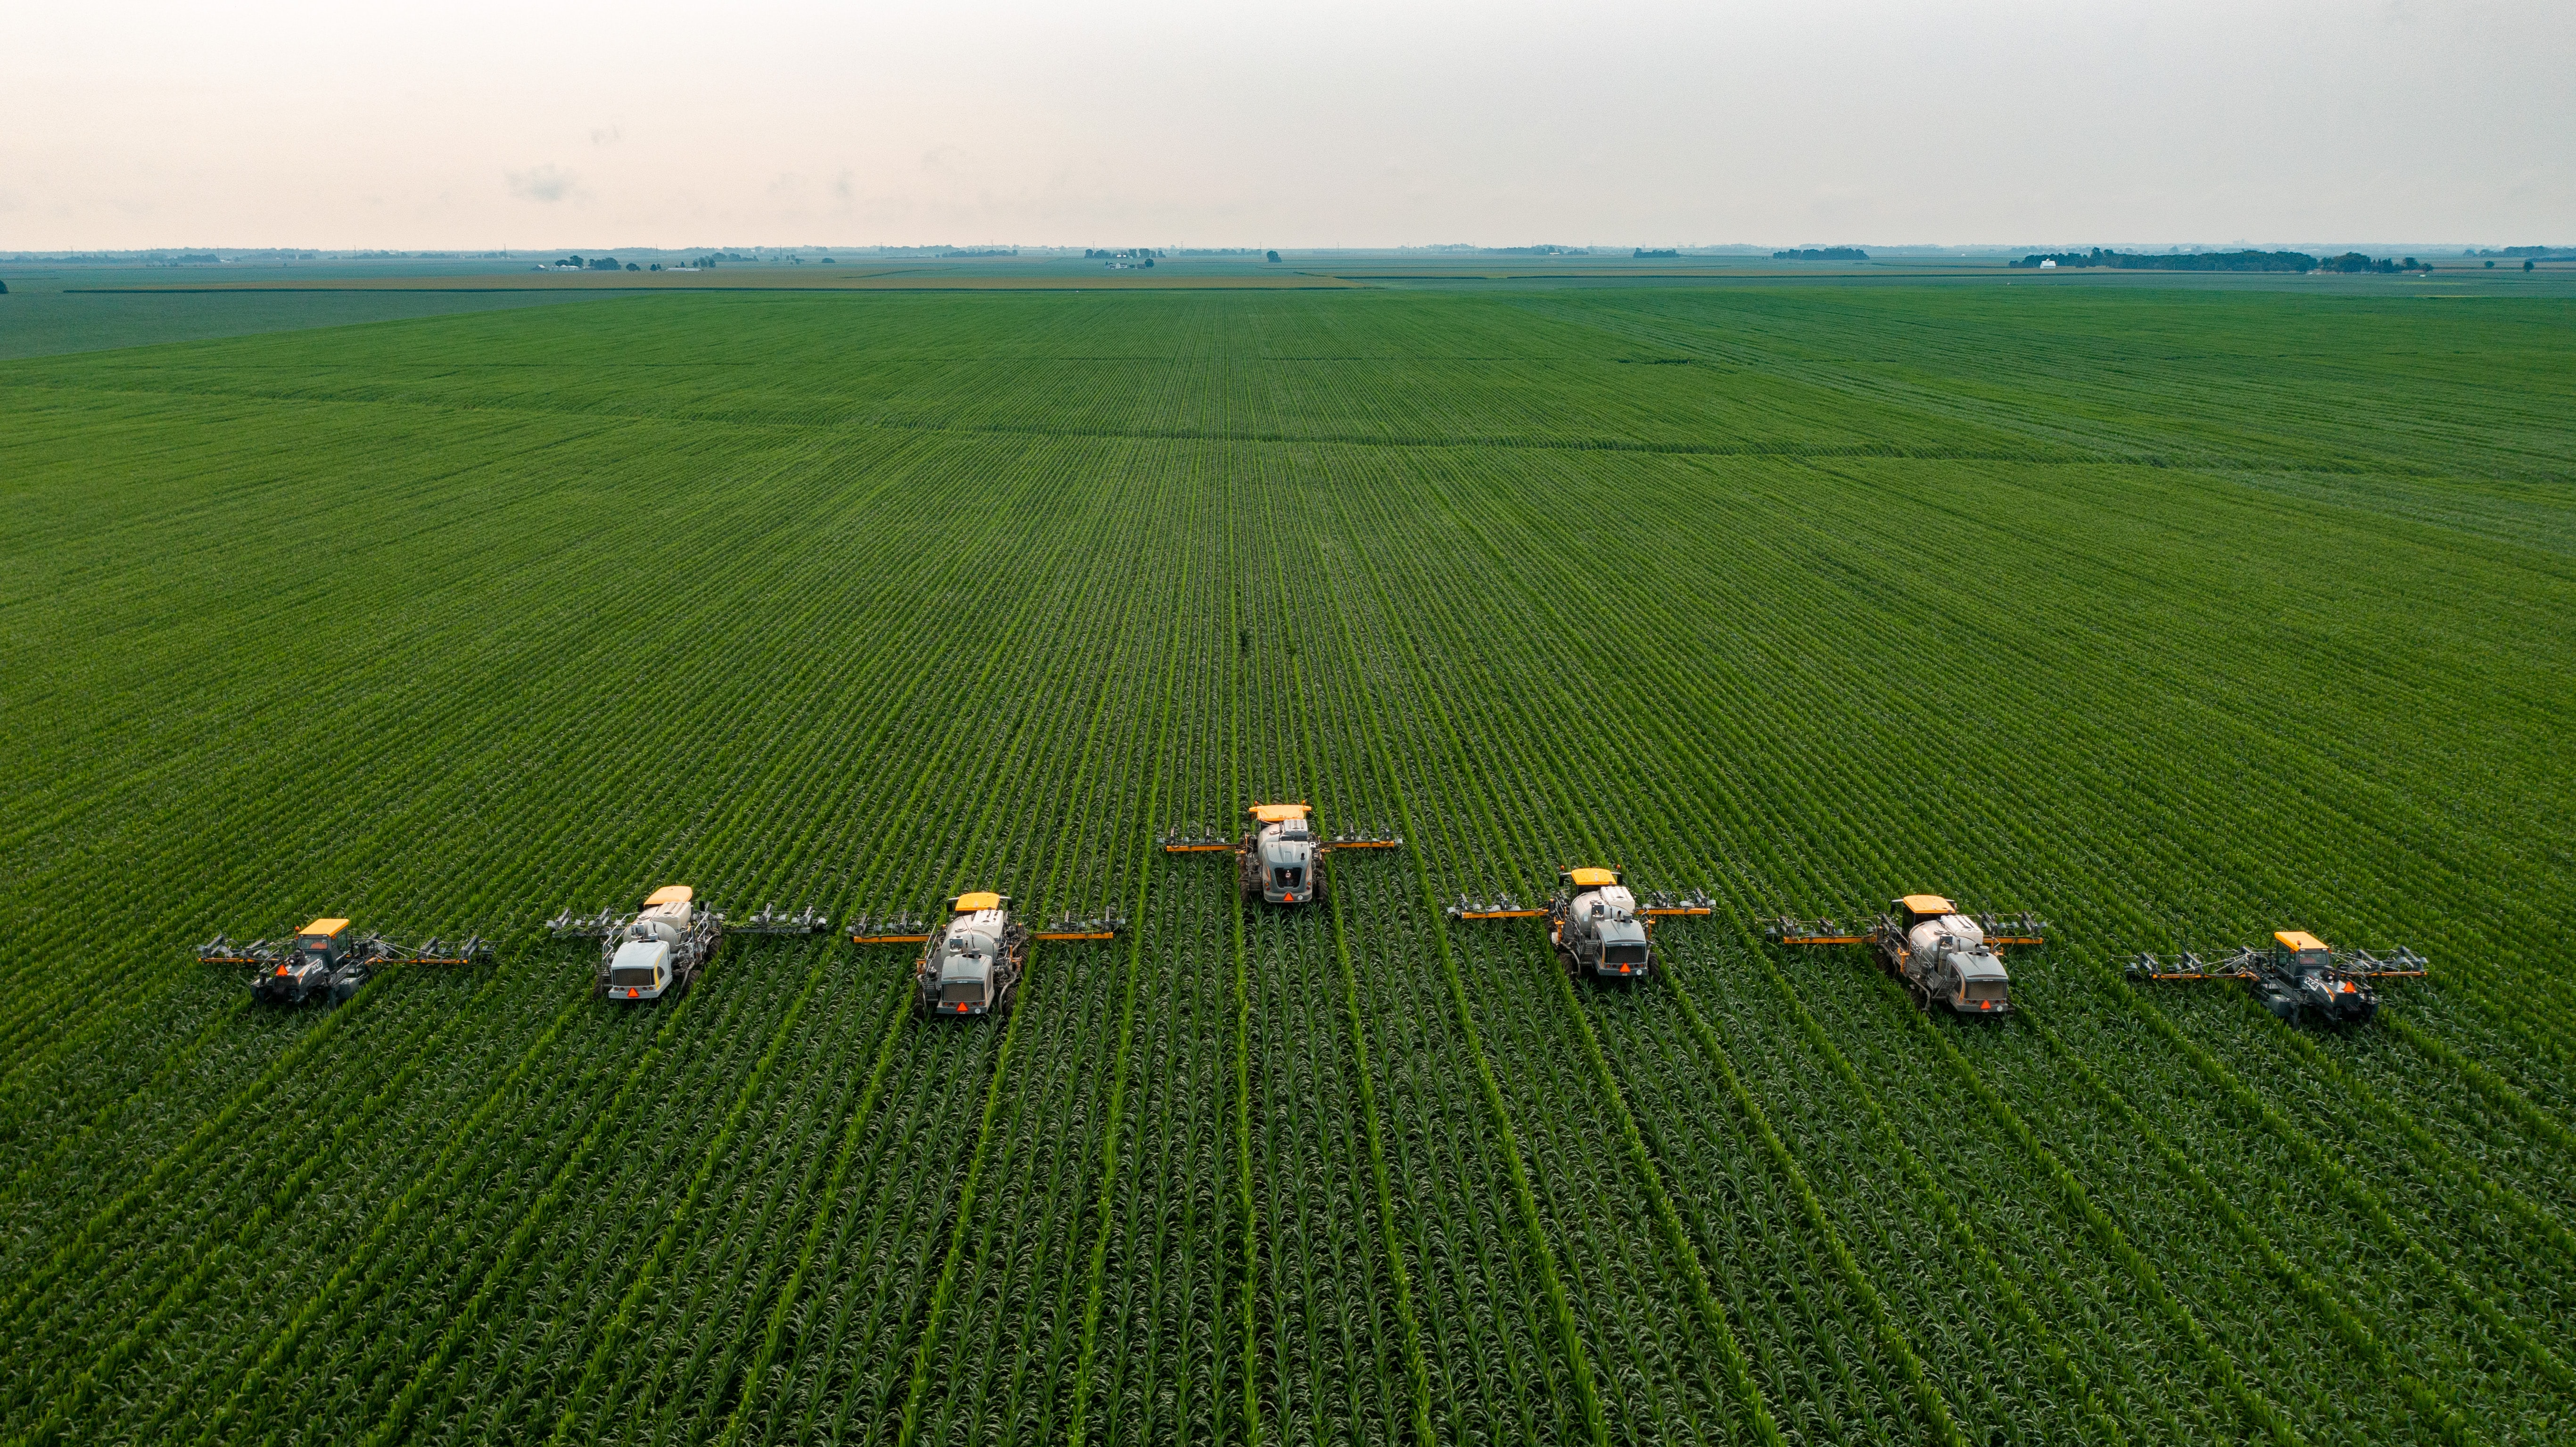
<box><xmin>507</xmin><ymin>165</ymin><xmax>578</xmax><ymax>204</ymax></box>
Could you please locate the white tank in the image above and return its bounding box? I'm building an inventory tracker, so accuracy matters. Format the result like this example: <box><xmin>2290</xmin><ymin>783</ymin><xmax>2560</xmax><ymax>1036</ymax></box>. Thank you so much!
<box><xmin>1569</xmin><ymin>883</ymin><xmax>1635</xmax><ymax>919</ymax></box>
<box><xmin>1573</xmin><ymin>886</ymin><xmax>1635</xmax><ymax>937</ymax></box>
<box><xmin>1560</xmin><ymin>882</ymin><xmax>1650</xmax><ymax>974</ymax></box>
<box><xmin>1903</xmin><ymin>913</ymin><xmax>2008</xmax><ymax>1009</ymax></box>
<box><xmin>941</xmin><ymin>910</ymin><xmax>1008</xmax><ymax>978</ymax></box>
<box><xmin>1258</xmin><ymin>821</ymin><xmax>1316</xmax><ymax>867</ymax></box>
<box><xmin>1906</xmin><ymin>912</ymin><xmax>1984</xmax><ymax>956</ymax></box>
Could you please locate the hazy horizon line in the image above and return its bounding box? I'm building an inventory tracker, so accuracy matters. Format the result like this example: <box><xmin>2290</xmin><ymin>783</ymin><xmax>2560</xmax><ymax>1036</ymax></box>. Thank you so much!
<box><xmin>7</xmin><ymin>239</ymin><xmax>2553</xmax><ymax>260</ymax></box>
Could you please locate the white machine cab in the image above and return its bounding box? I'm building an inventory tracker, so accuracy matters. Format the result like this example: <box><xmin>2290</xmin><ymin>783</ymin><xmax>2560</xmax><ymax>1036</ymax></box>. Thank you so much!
<box><xmin>1251</xmin><ymin>804</ymin><xmax>1320</xmax><ymax>905</ymax></box>
<box><xmin>609</xmin><ymin>938</ymin><xmax>674</xmax><ymax>995</ymax></box>
<box><xmin>610</xmin><ymin>885</ymin><xmax>695</xmax><ymax>999</ymax></box>
<box><xmin>938</xmin><ymin>907</ymin><xmax>1005</xmax><ymax>1005</ymax></box>
<box><xmin>1897</xmin><ymin>896</ymin><xmax>2009</xmax><ymax>1012</ymax></box>
<box><xmin>927</xmin><ymin>891</ymin><xmax>1021</xmax><ymax>1016</ymax></box>
<box><xmin>1558</xmin><ymin>868</ymin><xmax>1653</xmax><ymax>978</ymax></box>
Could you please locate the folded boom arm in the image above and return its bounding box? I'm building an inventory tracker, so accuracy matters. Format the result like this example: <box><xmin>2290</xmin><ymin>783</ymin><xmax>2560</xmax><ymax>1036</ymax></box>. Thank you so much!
<box><xmin>1766</xmin><ymin>917</ymin><xmax>1870</xmax><ymax>946</ymax></box>
<box><xmin>731</xmin><ymin>904</ymin><xmax>832</xmax><ymax>936</ymax></box>
<box><xmin>198</xmin><ymin>931</ymin><xmax>490</xmax><ymax>968</ymax></box>
<box><xmin>2129</xmin><ymin>944</ymin><xmax>2428</xmax><ymax>982</ymax></box>
<box><xmin>1449</xmin><ymin>883</ymin><xmax>1714</xmax><ymax>922</ymax></box>
<box><xmin>1033</xmin><ymin>912</ymin><xmax>1129</xmax><ymax>942</ymax></box>
<box><xmin>197</xmin><ymin>935</ymin><xmax>287</xmax><ymax>966</ymax></box>
<box><xmin>364</xmin><ymin>935</ymin><xmax>495</xmax><ymax>966</ymax></box>
<box><xmin>850</xmin><ymin>912</ymin><xmax>932</xmax><ymax>945</ymax></box>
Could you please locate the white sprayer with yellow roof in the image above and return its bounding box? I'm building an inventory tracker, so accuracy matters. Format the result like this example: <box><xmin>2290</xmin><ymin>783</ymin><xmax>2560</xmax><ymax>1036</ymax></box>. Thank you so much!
<box><xmin>848</xmin><ymin>890</ymin><xmax>1126</xmax><ymax>1019</ymax></box>
<box><xmin>1449</xmin><ymin>867</ymin><xmax>1715</xmax><ymax>983</ymax></box>
<box><xmin>1160</xmin><ymin>802</ymin><xmax>1402</xmax><ymax>907</ymax></box>
<box><xmin>546</xmin><ymin>886</ymin><xmax>829</xmax><ymax>1001</ymax></box>
<box><xmin>1768</xmin><ymin>894</ymin><xmax>2045</xmax><ymax>1014</ymax></box>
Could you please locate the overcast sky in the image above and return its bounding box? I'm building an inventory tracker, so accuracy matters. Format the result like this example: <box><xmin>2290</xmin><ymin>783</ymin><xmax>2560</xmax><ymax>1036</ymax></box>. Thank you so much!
<box><xmin>4</xmin><ymin>0</ymin><xmax>2568</xmax><ymax>251</ymax></box>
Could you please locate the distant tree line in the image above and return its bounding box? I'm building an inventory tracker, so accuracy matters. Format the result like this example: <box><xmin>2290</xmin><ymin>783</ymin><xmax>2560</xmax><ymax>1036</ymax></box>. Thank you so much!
<box><xmin>1634</xmin><ymin>248</ymin><xmax>1679</xmax><ymax>259</ymax></box>
<box><xmin>1396</xmin><ymin>244</ymin><xmax>1587</xmax><ymax>256</ymax></box>
<box><xmin>1774</xmin><ymin>248</ymin><xmax>1867</xmax><ymax>261</ymax></box>
<box><xmin>2010</xmin><ymin>247</ymin><xmax>2430</xmax><ymax>274</ymax></box>
<box><xmin>1</xmin><ymin>248</ymin><xmax>320</xmax><ymax>262</ymax></box>
<box><xmin>2314</xmin><ymin>252</ymin><xmax>2435</xmax><ymax>274</ymax></box>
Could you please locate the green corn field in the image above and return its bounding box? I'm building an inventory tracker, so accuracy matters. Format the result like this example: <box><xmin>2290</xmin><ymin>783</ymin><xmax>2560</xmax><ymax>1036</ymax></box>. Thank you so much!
<box><xmin>1</xmin><ymin>280</ymin><xmax>2570</xmax><ymax>1446</ymax></box>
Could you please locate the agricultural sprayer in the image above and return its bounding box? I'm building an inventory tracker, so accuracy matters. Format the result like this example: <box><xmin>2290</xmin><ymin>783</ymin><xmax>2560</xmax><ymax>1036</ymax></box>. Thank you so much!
<box><xmin>1769</xmin><ymin>894</ymin><xmax>2043</xmax><ymax>1014</ymax></box>
<box><xmin>198</xmin><ymin>917</ymin><xmax>493</xmax><ymax>1006</ymax></box>
<box><xmin>548</xmin><ymin>885</ymin><xmax>828</xmax><ymax>1001</ymax></box>
<box><xmin>1162</xmin><ymin>801</ymin><xmax>1401</xmax><ymax>906</ymax></box>
<box><xmin>1450</xmin><ymin>867</ymin><xmax>1714</xmax><ymax>982</ymax></box>
<box><xmin>2128</xmin><ymin>929</ymin><xmax>2425</xmax><ymax>1026</ymax></box>
<box><xmin>852</xmin><ymin>891</ymin><xmax>1124</xmax><ymax>1019</ymax></box>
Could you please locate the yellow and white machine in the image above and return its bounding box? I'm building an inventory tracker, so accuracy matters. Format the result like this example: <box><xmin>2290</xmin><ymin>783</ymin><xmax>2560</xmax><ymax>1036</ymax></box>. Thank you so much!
<box><xmin>1770</xmin><ymin>894</ymin><xmax>2043</xmax><ymax>1015</ymax></box>
<box><xmin>548</xmin><ymin>886</ymin><xmax>828</xmax><ymax>1001</ymax></box>
<box><xmin>1450</xmin><ymin>867</ymin><xmax>1714</xmax><ymax>983</ymax></box>
<box><xmin>1160</xmin><ymin>802</ymin><xmax>1402</xmax><ymax>907</ymax></box>
<box><xmin>851</xmin><ymin>890</ymin><xmax>1125</xmax><ymax>1020</ymax></box>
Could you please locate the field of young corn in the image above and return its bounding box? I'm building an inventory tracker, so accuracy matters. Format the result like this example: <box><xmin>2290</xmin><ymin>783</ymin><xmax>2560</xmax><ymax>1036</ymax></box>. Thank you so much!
<box><xmin>0</xmin><ymin>281</ymin><xmax>2569</xmax><ymax>1447</ymax></box>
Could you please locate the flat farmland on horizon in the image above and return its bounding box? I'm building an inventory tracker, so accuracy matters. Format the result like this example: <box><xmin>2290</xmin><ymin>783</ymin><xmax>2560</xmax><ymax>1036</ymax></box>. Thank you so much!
<box><xmin>1</xmin><ymin>281</ymin><xmax>2569</xmax><ymax>1447</ymax></box>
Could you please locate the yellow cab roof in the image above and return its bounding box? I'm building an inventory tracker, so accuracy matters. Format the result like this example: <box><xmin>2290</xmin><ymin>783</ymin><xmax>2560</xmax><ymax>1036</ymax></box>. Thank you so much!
<box><xmin>1900</xmin><ymin>894</ymin><xmax>1956</xmax><ymax>915</ymax></box>
<box><xmin>2275</xmin><ymin>929</ymin><xmax>2329</xmax><ymax>953</ymax></box>
<box><xmin>954</xmin><ymin>890</ymin><xmax>1004</xmax><ymax>913</ymax></box>
<box><xmin>1248</xmin><ymin>802</ymin><xmax>1311</xmax><ymax>823</ymax></box>
<box><xmin>301</xmin><ymin>917</ymin><xmax>351</xmax><ymax>937</ymax></box>
<box><xmin>644</xmin><ymin>885</ymin><xmax>694</xmax><ymax>907</ymax></box>
<box><xmin>1567</xmin><ymin>867</ymin><xmax>1620</xmax><ymax>888</ymax></box>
